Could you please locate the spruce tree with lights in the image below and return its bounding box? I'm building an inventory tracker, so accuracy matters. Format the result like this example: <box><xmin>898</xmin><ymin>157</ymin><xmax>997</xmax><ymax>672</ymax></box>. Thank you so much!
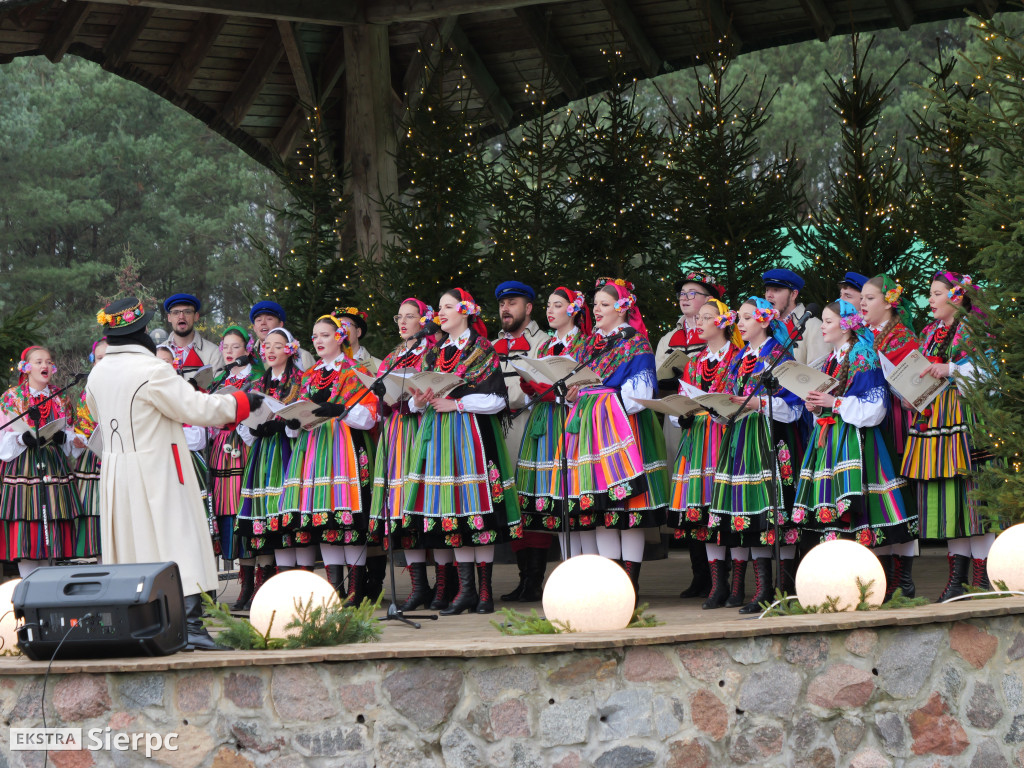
<box><xmin>946</xmin><ymin>14</ymin><xmax>1024</xmax><ymax>523</ymax></box>
<box><xmin>254</xmin><ymin>108</ymin><xmax>354</xmax><ymax>335</ymax></box>
<box><xmin>790</xmin><ymin>34</ymin><xmax>928</xmax><ymax>310</ymax></box>
<box><xmin>488</xmin><ymin>75</ymin><xmax>583</xmax><ymax>295</ymax></box>
<box><xmin>375</xmin><ymin>55</ymin><xmax>493</xmax><ymax>316</ymax></box>
<box><xmin>909</xmin><ymin>41</ymin><xmax>988</xmax><ymax>276</ymax></box>
<box><xmin>568</xmin><ymin>61</ymin><xmax>679</xmax><ymax>334</ymax></box>
<box><xmin>665</xmin><ymin>50</ymin><xmax>803</xmax><ymax>307</ymax></box>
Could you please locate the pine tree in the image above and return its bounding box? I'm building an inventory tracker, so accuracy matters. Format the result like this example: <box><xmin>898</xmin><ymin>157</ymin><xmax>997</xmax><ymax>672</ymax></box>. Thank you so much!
<box><xmin>254</xmin><ymin>107</ymin><xmax>354</xmax><ymax>336</ymax></box>
<box><xmin>948</xmin><ymin>14</ymin><xmax>1024</xmax><ymax>523</ymax></box>
<box><xmin>665</xmin><ymin>51</ymin><xmax>803</xmax><ymax>307</ymax></box>
<box><xmin>909</xmin><ymin>40</ymin><xmax>988</xmax><ymax>276</ymax></box>
<box><xmin>374</xmin><ymin>53</ymin><xmax>493</xmax><ymax>321</ymax></box>
<box><xmin>790</xmin><ymin>34</ymin><xmax>929</xmax><ymax>310</ymax></box>
<box><xmin>568</xmin><ymin>60</ymin><xmax>678</xmax><ymax>334</ymax></box>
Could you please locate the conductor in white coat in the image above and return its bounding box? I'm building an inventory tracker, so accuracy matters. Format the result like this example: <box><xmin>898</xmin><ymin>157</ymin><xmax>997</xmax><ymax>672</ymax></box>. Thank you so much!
<box><xmin>86</xmin><ymin>297</ymin><xmax>260</xmax><ymax>650</ymax></box>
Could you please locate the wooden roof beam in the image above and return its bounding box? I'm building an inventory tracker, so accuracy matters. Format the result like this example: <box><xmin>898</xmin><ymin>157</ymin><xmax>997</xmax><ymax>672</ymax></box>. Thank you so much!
<box><xmin>103</xmin><ymin>6</ymin><xmax>155</xmax><ymax>70</ymax></box>
<box><xmin>277</xmin><ymin>20</ymin><xmax>315</xmax><ymax>106</ymax></box>
<box><xmin>798</xmin><ymin>0</ymin><xmax>835</xmax><ymax>42</ymax></box>
<box><xmin>515</xmin><ymin>6</ymin><xmax>585</xmax><ymax>101</ymax></box>
<box><xmin>884</xmin><ymin>0</ymin><xmax>915</xmax><ymax>31</ymax></box>
<box><xmin>41</xmin><ymin>1</ymin><xmax>93</xmax><ymax>64</ymax></box>
<box><xmin>449</xmin><ymin>23</ymin><xmax>513</xmax><ymax>128</ymax></box>
<box><xmin>167</xmin><ymin>14</ymin><xmax>226</xmax><ymax>93</ymax></box>
<box><xmin>367</xmin><ymin>0</ymin><xmax>574</xmax><ymax>24</ymax></box>
<box><xmin>600</xmin><ymin>0</ymin><xmax>662</xmax><ymax>77</ymax></box>
<box><xmin>705</xmin><ymin>0</ymin><xmax>743</xmax><ymax>53</ymax></box>
<box><xmin>403</xmin><ymin>17</ymin><xmax>459</xmax><ymax>112</ymax></box>
<box><xmin>317</xmin><ymin>30</ymin><xmax>348</xmax><ymax>103</ymax></box>
<box><xmin>222</xmin><ymin>25</ymin><xmax>284</xmax><ymax>128</ymax></box>
<box><xmin>273</xmin><ymin>101</ymin><xmax>307</xmax><ymax>159</ymax></box>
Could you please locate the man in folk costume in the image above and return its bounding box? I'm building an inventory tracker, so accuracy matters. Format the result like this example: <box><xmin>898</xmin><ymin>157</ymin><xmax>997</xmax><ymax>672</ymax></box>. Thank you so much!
<box><xmin>654</xmin><ymin>271</ymin><xmax>725</xmax><ymax>599</ymax></box>
<box><xmin>762</xmin><ymin>268</ymin><xmax>828</xmax><ymax>366</ymax></box>
<box><xmin>250</xmin><ymin>300</ymin><xmax>314</xmax><ymax>370</ymax></box>
<box><xmin>839</xmin><ymin>271</ymin><xmax>869</xmax><ymax>307</ymax></box>
<box><xmin>87</xmin><ymin>297</ymin><xmax>262</xmax><ymax>650</ymax></box>
<box><xmin>492</xmin><ymin>280</ymin><xmax>550</xmax><ymax>602</ymax></box>
<box><xmin>163</xmin><ymin>293</ymin><xmax>225</xmax><ymax>375</ymax></box>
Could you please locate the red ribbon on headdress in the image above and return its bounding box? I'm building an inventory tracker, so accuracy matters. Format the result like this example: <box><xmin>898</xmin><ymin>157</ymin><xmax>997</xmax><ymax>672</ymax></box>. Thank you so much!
<box><xmin>556</xmin><ymin>286</ymin><xmax>593</xmax><ymax>337</ymax></box>
<box><xmin>452</xmin><ymin>287</ymin><xmax>488</xmax><ymax>339</ymax></box>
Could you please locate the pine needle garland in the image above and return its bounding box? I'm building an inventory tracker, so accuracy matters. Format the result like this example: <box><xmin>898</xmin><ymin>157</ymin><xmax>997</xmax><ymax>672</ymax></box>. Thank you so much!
<box><xmin>491</xmin><ymin>603</ymin><xmax>662</xmax><ymax>635</ymax></box>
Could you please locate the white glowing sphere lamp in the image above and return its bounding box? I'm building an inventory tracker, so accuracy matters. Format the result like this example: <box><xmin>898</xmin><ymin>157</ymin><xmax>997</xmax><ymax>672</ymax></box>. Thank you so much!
<box><xmin>542</xmin><ymin>554</ymin><xmax>635</xmax><ymax>632</ymax></box>
<box><xmin>795</xmin><ymin>540</ymin><xmax>885</xmax><ymax>611</ymax></box>
<box><xmin>248</xmin><ymin>570</ymin><xmax>341</xmax><ymax>639</ymax></box>
<box><xmin>988</xmin><ymin>523</ymin><xmax>1024</xmax><ymax>592</ymax></box>
<box><xmin>0</xmin><ymin>579</ymin><xmax>23</xmax><ymax>655</ymax></box>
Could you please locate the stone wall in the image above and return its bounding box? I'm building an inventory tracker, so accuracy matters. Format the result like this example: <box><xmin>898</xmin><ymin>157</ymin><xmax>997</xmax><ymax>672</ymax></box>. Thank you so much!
<box><xmin>2</xmin><ymin>616</ymin><xmax>1024</xmax><ymax>767</ymax></box>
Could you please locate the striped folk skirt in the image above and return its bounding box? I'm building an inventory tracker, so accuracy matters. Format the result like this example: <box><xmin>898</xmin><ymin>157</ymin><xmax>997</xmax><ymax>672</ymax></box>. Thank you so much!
<box><xmin>901</xmin><ymin>389</ymin><xmax>996</xmax><ymax>539</ymax></box>
<box><xmin>279</xmin><ymin>420</ymin><xmax>376</xmax><ymax>546</ymax></box>
<box><xmin>669</xmin><ymin>412</ymin><xmax>723</xmax><ymax>543</ymax></box>
<box><xmin>708</xmin><ymin>412</ymin><xmax>801</xmax><ymax>548</ymax></box>
<box><xmin>0</xmin><ymin>445</ymin><xmax>95</xmax><ymax>560</ymax></box>
<box><xmin>401</xmin><ymin>408</ymin><xmax>521</xmax><ymax>550</ymax></box>
<box><xmin>73</xmin><ymin>449</ymin><xmax>101</xmax><ymax>557</ymax></box>
<box><xmin>237</xmin><ymin>433</ymin><xmax>294</xmax><ymax>553</ymax></box>
<box><xmin>793</xmin><ymin>411</ymin><xmax>916</xmax><ymax>547</ymax></box>
<box><xmin>209</xmin><ymin>429</ymin><xmax>249</xmax><ymax>560</ymax></box>
<box><xmin>520</xmin><ymin>400</ymin><xmax>573</xmax><ymax>533</ymax></box>
<box><xmin>368</xmin><ymin>410</ymin><xmax>420</xmax><ymax>548</ymax></box>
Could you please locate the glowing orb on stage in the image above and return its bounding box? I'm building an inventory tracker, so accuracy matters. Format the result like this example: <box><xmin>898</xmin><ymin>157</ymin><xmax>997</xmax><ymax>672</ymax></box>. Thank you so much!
<box><xmin>795</xmin><ymin>540</ymin><xmax>885</xmax><ymax>611</ymax></box>
<box><xmin>248</xmin><ymin>571</ymin><xmax>340</xmax><ymax>639</ymax></box>
<box><xmin>542</xmin><ymin>554</ymin><xmax>634</xmax><ymax>632</ymax></box>
<box><xmin>988</xmin><ymin>524</ymin><xmax>1024</xmax><ymax>592</ymax></box>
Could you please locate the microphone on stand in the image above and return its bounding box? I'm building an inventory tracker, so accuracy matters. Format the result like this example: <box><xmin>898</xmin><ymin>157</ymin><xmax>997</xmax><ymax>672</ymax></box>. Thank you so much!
<box><xmin>225</xmin><ymin>355</ymin><xmax>251</xmax><ymax>370</ymax></box>
<box><xmin>788</xmin><ymin>304</ymin><xmax>820</xmax><ymax>341</ymax></box>
<box><xmin>411</xmin><ymin>321</ymin><xmax>440</xmax><ymax>341</ymax></box>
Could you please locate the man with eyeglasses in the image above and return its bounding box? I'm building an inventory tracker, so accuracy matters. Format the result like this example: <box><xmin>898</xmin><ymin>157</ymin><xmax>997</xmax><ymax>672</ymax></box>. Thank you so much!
<box><xmin>655</xmin><ymin>271</ymin><xmax>726</xmax><ymax>599</ymax></box>
<box><xmin>163</xmin><ymin>293</ymin><xmax>224</xmax><ymax>375</ymax></box>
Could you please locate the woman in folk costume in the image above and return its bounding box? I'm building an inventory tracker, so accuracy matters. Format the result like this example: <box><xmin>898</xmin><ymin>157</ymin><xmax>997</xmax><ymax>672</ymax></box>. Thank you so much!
<box><xmin>792</xmin><ymin>300</ymin><xmax>918</xmax><ymax>598</ymax></box>
<box><xmin>903</xmin><ymin>272</ymin><xmax>997</xmax><ymax>600</ymax></box>
<box><xmin>280</xmin><ymin>312</ymin><xmax>379</xmax><ymax>607</ymax></box>
<box><xmin>708</xmin><ymin>297</ymin><xmax>806</xmax><ymax>614</ymax></box>
<box><xmin>860</xmin><ymin>274</ymin><xmax>921</xmax><ymax>598</ymax></box>
<box><xmin>519</xmin><ymin>287</ymin><xmax>592</xmax><ymax>564</ymax></box>
<box><xmin>667</xmin><ymin>299</ymin><xmax>742</xmax><ymax>609</ymax></box>
<box><xmin>0</xmin><ymin>346</ymin><xmax>92</xmax><ymax>576</ymax></box>
<box><xmin>551</xmin><ymin>278</ymin><xmax>669</xmax><ymax>599</ymax></box>
<box><xmin>73</xmin><ymin>338</ymin><xmax>107</xmax><ymax>539</ymax></box>
<box><xmin>367</xmin><ymin>298</ymin><xmax>454</xmax><ymax>612</ymax></box>
<box><xmin>403</xmin><ymin>288</ymin><xmax>522</xmax><ymax>615</ymax></box>
<box><xmin>207</xmin><ymin>326</ymin><xmax>263</xmax><ymax>608</ymax></box>
<box><xmin>236</xmin><ymin>328</ymin><xmax>304</xmax><ymax>607</ymax></box>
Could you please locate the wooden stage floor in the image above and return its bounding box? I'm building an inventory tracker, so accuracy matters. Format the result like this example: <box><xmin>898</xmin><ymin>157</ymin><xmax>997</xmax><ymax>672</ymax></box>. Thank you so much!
<box><xmin>3</xmin><ymin>546</ymin><xmax>1023</xmax><ymax>675</ymax></box>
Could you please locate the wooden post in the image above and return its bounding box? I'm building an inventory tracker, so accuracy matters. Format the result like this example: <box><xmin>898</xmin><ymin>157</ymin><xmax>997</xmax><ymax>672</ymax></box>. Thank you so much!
<box><xmin>344</xmin><ymin>23</ymin><xmax>398</xmax><ymax>263</ymax></box>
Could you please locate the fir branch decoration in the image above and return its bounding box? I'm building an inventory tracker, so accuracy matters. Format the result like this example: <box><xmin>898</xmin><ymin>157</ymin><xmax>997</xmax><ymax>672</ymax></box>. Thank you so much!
<box><xmin>628</xmin><ymin>603</ymin><xmax>663</xmax><ymax>627</ymax></box>
<box><xmin>761</xmin><ymin>578</ymin><xmax>929</xmax><ymax>616</ymax></box>
<box><xmin>492</xmin><ymin>608</ymin><xmax>574</xmax><ymax>635</ymax></box>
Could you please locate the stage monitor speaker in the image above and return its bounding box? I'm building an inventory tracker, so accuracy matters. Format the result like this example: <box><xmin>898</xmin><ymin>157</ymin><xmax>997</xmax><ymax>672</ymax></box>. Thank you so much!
<box><xmin>13</xmin><ymin>562</ymin><xmax>187</xmax><ymax>660</ymax></box>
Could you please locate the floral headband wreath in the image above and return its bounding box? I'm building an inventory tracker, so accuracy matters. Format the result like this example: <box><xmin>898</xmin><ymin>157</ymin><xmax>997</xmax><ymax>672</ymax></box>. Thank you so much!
<box><xmin>837</xmin><ymin>299</ymin><xmax>867</xmax><ymax>332</ymax></box>
<box><xmin>96</xmin><ymin>299</ymin><xmax>144</xmax><ymax>332</ymax></box>
<box><xmin>744</xmin><ymin>296</ymin><xmax>790</xmax><ymax>347</ymax></box>
<box><xmin>155</xmin><ymin>343</ymin><xmax>183</xmax><ymax>371</ymax></box>
<box><xmin>707</xmin><ymin>299</ymin><xmax>742</xmax><ymax>348</ymax></box>
<box><xmin>402</xmin><ymin>298</ymin><xmax>435</xmax><ymax>327</ymax></box>
<box><xmin>940</xmin><ymin>272</ymin><xmax>973</xmax><ymax>302</ymax></box>
<box><xmin>683</xmin><ymin>271</ymin><xmax>726</xmax><ymax>299</ymax></box>
<box><xmin>266</xmin><ymin>327</ymin><xmax>301</xmax><ymax>358</ymax></box>
<box><xmin>315</xmin><ymin>313</ymin><xmax>348</xmax><ymax>344</ymax></box>
<box><xmin>18</xmin><ymin>345</ymin><xmax>53</xmax><ymax>379</ymax></box>
<box><xmin>554</xmin><ymin>286</ymin><xmax>593</xmax><ymax>335</ymax></box>
<box><xmin>446</xmin><ymin>288</ymin><xmax>488</xmax><ymax>338</ymax></box>
<box><xmin>594</xmin><ymin>277</ymin><xmax>637</xmax><ymax>313</ymax></box>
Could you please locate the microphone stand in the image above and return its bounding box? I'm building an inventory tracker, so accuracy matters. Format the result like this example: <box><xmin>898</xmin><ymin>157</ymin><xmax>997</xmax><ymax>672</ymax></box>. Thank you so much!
<box><xmin>548</xmin><ymin>331</ymin><xmax>631</xmax><ymax>560</ymax></box>
<box><xmin>726</xmin><ymin>314</ymin><xmax>812</xmax><ymax>596</ymax></box>
<box><xmin>0</xmin><ymin>372</ymin><xmax>86</xmax><ymax>567</ymax></box>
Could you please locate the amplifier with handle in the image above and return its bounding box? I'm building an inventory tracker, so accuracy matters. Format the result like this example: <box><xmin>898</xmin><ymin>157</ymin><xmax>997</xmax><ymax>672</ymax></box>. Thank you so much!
<box><xmin>13</xmin><ymin>562</ymin><xmax>187</xmax><ymax>660</ymax></box>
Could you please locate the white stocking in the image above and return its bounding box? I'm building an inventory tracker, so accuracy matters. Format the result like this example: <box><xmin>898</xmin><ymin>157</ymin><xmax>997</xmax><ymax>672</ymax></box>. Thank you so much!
<box><xmin>706</xmin><ymin>544</ymin><xmax>727</xmax><ymax>561</ymax></box>
<box><xmin>432</xmin><ymin>549</ymin><xmax>454</xmax><ymax>565</ymax></box>
<box><xmin>319</xmin><ymin>543</ymin><xmax>345</xmax><ymax>566</ymax></box>
<box><xmin>295</xmin><ymin>547</ymin><xmax>317</xmax><ymax>567</ymax></box>
<box><xmin>454</xmin><ymin>546</ymin><xmax>475</xmax><ymax>563</ymax></box>
<box><xmin>474</xmin><ymin>545</ymin><xmax>495</xmax><ymax>563</ymax></box>
<box><xmin>404</xmin><ymin>549</ymin><xmax>427</xmax><ymax>565</ymax></box>
<box><xmin>948</xmin><ymin>537</ymin><xmax>971</xmax><ymax>557</ymax></box>
<box><xmin>970</xmin><ymin>533</ymin><xmax>995</xmax><ymax>559</ymax></box>
<box><xmin>780</xmin><ymin>545</ymin><xmax>796</xmax><ymax>560</ymax></box>
<box><xmin>594</xmin><ymin>527</ymin><xmax>621</xmax><ymax>560</ymax></box>
<box><xmin>274</xmin><ymin>549</ymin><xmax>296</xmax><ymax>567</ymax></box>
<box><xmin>731</xmin><ymin>547</ymin><xmax>750</xmax><ymax>562</ymax></box>
<box><xmin>892</xmin><ymin>541</ymin><xmax>917</xmax><ymax>557</ymax></box>
<box><xmin>620</xmin><ymin>530</ymin><xmax>645</xmax><ymax>563</ymax></box>
<box><xmin>344</xmin><ymin>545</ymin><xmax>366</xmax><ymax>566</ymax></box>
<box><xmin>750</xmin><ymin>546</ymin><xmax>772</xmax><ymax>559</ymax></box>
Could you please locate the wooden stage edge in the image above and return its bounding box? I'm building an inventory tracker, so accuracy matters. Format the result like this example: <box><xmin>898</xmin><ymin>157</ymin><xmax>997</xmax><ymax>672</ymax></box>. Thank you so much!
<box><xmin>3</xmin><ymin>554</ymin><xmax>1023</xmax><ymax>676</ymax></box>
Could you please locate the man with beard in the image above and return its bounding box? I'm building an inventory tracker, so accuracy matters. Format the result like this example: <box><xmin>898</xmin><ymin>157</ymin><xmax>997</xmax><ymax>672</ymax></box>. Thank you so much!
<box><xmin>249</xmin><ymin>300</ymin><xmax>314</xmax><ymax>370</ymax></box>
<box><xmin>163</xmin><ymin>293</ymin><xmax>225</xmax><ymax>375</ymax></box>
<box><xmin>762</xmin><ymin>268</ymin><xmax>828</xmax><ymax>366</ymax></box>
<box><xmin>492</xmin><ymin>280</ymin><xmax>550</xmax><ymax>602</ymax></box>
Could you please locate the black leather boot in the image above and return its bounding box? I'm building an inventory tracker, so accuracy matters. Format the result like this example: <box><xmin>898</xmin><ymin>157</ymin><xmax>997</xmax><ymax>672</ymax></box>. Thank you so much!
<box><xmin>885</xmin><ymin>555</ymin><xmax>916</xmax><ymax>600</ymax></box>
<box><xmin>622</xmin><ymin>560</ymin><xmax>641</xmax><ymax>606</ymax></box>
<box><xmin>365</xmin><ymin>555</ymin><xmax>387</xmax><ymax>602</ymax></box>
<box><xmin>520</xmin><ymin>548</ymin><xmax>547</xmax><ymax>602</ymax></box>
<box><xmin>344</xmin><ymin>564</ymin><xmax>366</xmax><ymax>607</ymax></box>
<box><xmin>723</xmin><ymin>559</ymin><xmax>747</xmax><ymax>608</ymax></box>
<box><xmin>501</xmin><ymin>549</ymin><xmax>529</xmax><ymax>601</ymax></box>
<box><xmin>399</xmin><ymin>562</ymin><xmax>433</xmax><ymax>611</ymax></box>
<box><xmin>231</xmin><ymin>565</ymin><xmax>255</xmax><ymax>611</ymax></box>
<box><xmin>184</xmin><ymin>593</ymin><xmax>225</xmax><ymax>651</ymax></box>
<box><xmin>440</xmin><ymin>562</ymin><xmax>478</xmax><ymax>616</ymax></box>
<box><xmin>938</xmin><ymin>553</ymin><xmax>971</xmax><ymax>601</ymax></box>
<box><xmin>679</xmin><ymin>538</ymin><xmax>711</xmax><ymax>598</ymax></box>
<box><xmin>476</xmin><ymin>562</ymin><xmax>495</xmax><ymax>614</ymax></box>
<box><xmin>779</xmin><ymin>557</ymin><xmax>797</xmax><ymax>596</ymax></box>
<box><xmin>738</xmin><ymin>558</ymin><xmax>773</xmax><ymax>614</ymax></box>
<box><xmin>971</xmin><ymin>557</ymin><xmax>991</xmax><ymax>592</ymax></box>
<box><xmin>430</xmin><ymin>562</ymin><xmax>454</xmax><ymax>610</ymax></box>
<box><xmin>701</xmin><ymin>558</ymin><xmax>730</xmax><ymax>609</ymax></box>
<box><xmin>325</xmin><ymin>564</ymin><xmax>346</xmax><ymax>597</ymax></box>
